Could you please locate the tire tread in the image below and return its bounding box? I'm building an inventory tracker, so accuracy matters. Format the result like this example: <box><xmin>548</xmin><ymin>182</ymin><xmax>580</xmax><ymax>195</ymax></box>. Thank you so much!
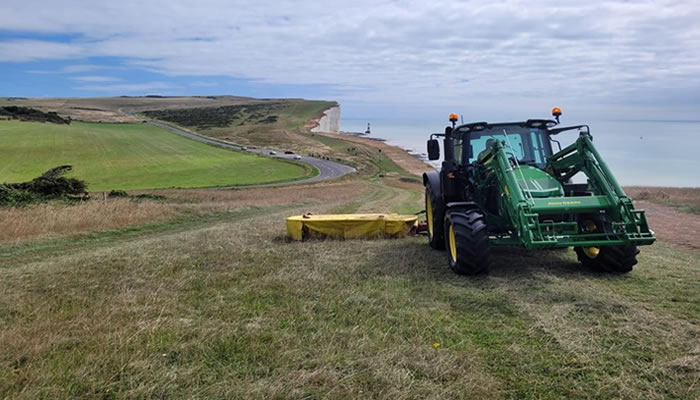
<box><xmin>446</xmin><ymin>209</ymin><xmax>490</xmax><ymax>275</ymax></box>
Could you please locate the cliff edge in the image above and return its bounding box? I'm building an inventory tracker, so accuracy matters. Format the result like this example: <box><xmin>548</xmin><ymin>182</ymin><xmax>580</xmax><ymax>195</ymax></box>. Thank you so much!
<box><xmin>311</xmin><ymin>106</ymin><xmax>340</xmax><ymax>133</ymax></box>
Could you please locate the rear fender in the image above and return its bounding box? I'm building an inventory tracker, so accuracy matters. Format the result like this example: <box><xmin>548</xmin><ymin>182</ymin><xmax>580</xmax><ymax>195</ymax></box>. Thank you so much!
<box><xmin>446</xmin><ymin>201</ymin><xmax>480</xmax><ymax>212</ymax></box>
<box><xmin>423</xmin><ymin>170</ymin><xmax>442</xmax><ymax>199</ymax></box>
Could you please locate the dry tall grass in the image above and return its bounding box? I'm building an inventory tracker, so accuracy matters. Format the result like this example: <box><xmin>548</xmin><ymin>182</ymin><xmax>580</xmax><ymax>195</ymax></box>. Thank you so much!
<box><xmin>626</xmin><ymin>186</ymin><xmax>700</xmax><ymax>210</ymax></box>
<box><xmin>149</xmin><ymin>181</ymin><xmax>371</xmax><ymax>214</ymax></box>
<box><xmin>0</xmin><ymin>199</ymin><xmax>178</xmax><ymax>243</ymax></box>
<box><xmin>0</xmin><ymin>182</ymin><xmax>372</xmax><ymax>244</ymax></box>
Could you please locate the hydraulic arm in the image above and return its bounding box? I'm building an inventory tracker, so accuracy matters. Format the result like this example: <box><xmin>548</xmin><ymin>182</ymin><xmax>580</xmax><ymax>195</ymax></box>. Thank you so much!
<box><xmin>477</xmin><ymin>134</ymin><xmax>654</xmax><ymax>249</ymax></box>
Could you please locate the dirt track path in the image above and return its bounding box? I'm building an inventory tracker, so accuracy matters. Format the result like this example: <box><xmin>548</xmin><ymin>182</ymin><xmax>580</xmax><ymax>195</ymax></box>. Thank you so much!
<box><xmin>637</xmin><ymin>200</ymin><xmax>699</xmax><ymax>251</ymax></box>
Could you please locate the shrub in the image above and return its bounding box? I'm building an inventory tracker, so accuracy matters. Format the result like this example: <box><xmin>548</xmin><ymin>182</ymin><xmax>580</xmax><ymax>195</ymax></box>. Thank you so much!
<box><xmin>0</xmin><ymin>185</ymin><xmax>37</xmax><ymax>206</ymax></box>
<box><xmin>132</xmin><ymin>193</ymin><xmax>166</xmax><ymax>201</ymax></box>
<box><xmin>0</xmin><ymin>106</ymin><xmax>71</xmax><ymax>124</ymax></box>
<box><xmin>108</xmin><ymin>190</ymin><xmax>129</xmax><ymax>198</ymax></box>
<box><xmin>143</xmin><ymin>103</ymin><xmax>284</xmax><ymax>129</ymax></box>
<box><xmin>108</xmin><ymin>190</ymin><xmax>165</xmax><ymax>201</ymax></box>
<box><xmin>0</xmin><ymin>166</ymin><xmax>87</xmax><ymax>206</ymax></box>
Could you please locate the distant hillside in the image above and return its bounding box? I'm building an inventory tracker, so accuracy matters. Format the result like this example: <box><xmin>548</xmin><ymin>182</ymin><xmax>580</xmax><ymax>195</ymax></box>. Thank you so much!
<box><xmin>143</xmin><ymin>102</ymin><xmax>285</xmax><ymax>130</ymax></box>
<box><xmin>0</xmin><ymin>96</ymin><xmax>330</xmax><ymax>123</ymax></box>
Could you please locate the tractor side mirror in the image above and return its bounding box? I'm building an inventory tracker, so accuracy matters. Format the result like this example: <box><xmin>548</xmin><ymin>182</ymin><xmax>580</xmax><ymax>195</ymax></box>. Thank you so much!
<box><xmin>427</xmin><ymin>139</ymin><xmax>440</xmax><ymax>160</ymax></box>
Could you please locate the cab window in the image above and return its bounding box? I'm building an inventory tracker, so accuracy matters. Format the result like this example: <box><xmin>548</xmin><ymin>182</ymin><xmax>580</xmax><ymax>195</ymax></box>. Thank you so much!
<box><xmin>465</xmin><ymin>125</ymin><xmax>551</xmax><ymax>168</ymax></box>
<box><xmin>454</xmin><ymin>138</ymin><xmax>463</xmax><ymax>163</ymax></box>
<box><xmin>468</xmin><ymin>133</ymin><xmax>524</xmax><ymax>164</ymax></box>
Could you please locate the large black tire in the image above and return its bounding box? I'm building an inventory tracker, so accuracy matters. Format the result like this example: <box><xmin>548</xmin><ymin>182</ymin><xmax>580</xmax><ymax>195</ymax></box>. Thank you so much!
<box><xmin>425</xmin><ymin>187</ymin><xmax>445</xmax><ymax>250</ymax></box>
<box><xmin>574</xmin><ymin>216</ymin><xmax>639</xmax><ymax>274</ymax></box>
<box><xmin>444</xmin><ymin>209</ymin><xmax>490</xmax><ymax>275</ymax></box>
<box><xmin>575</xmin><ymin>245</ymin><xmax>639</xmax><ymax>274</ymax></box>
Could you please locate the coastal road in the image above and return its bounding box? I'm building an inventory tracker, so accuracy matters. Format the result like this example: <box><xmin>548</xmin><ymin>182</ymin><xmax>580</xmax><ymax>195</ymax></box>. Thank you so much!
<box><xmin>124</xmin><ymin>112</ymin><xmax>356</xmax><ymax>187</ymax></box>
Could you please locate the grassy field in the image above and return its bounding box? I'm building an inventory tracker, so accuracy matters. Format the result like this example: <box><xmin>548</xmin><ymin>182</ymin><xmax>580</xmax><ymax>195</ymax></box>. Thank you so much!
<box><xmin>0</xmin><ymin>121</ymin><xmax>315</xmax><ymax>191</ymax></box>
<box><xmin>0</xmin><ymin>99</ymin><xmax>697</xmax><ymax>398</ymax></box>
<box><xmin>0</xmin><ymin>177</ymin><xmax>698</xmax><ymax>399</ymax></box>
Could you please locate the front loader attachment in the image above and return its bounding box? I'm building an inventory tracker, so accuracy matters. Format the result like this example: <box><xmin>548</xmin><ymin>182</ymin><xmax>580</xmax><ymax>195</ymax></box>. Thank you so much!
<box><xmin>486</xmin><ymin>134</ymin><xmax>655</xmax><ymax>249</ymax></box>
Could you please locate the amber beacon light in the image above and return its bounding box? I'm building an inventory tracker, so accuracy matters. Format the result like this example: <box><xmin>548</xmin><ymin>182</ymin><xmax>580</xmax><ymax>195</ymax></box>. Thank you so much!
<box><xmin>552</xmin><ymin>107</ymin><xmax>562</xmax><ymax>123</ymax></box>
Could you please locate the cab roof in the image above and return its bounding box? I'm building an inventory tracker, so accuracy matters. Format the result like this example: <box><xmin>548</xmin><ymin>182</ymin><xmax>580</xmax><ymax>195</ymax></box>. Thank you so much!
<box><xmin>453</xmin><ymin>119</ymin><xmax>558</xmax><ymax>134</ymax></box>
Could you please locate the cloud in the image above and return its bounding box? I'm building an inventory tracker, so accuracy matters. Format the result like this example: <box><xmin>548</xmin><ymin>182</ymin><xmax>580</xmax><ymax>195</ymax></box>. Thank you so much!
<box><xmin>62</xmin><ymin>64</ymin><xmax>109</xmax><ymax>73</ymax></box>
<box><xmin>0</xmin><ymin>39</ymin><xmax>85</xmax><ymax>62</ymax></box>
<box><xmin>189</xmin><ymin>81</ymin><xmax>219</xmax><ymax>87</ymax></box>
<box><xmin>2</xmin><ymin>0</ymin><xmax>699</xmax><ymax>111</ymax></box>
<box><xmin>74</xmin><ymin>81</ymin><xmax>178</xmax><ymax>93</ymax></box>
<box><xmin>70</xmin><ymin>75</ymin><xmax>121</xmax><ymax>82</ymax></box>
<box><xmin>26</xmin><ymin>64</ymin><xmax>112</xmax><ymax>74</ymax></box>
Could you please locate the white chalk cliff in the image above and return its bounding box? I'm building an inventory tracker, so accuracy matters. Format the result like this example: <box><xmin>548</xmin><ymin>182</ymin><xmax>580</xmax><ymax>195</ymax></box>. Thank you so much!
<box><xmin>311</xmin><ymin>106</ymin><xmax>340</xmax><ymax>133</ymax></box>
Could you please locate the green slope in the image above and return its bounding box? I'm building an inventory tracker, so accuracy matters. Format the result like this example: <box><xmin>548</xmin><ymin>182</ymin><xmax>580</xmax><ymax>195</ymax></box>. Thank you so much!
<box><xmin>0</xmin><ymin>121</ymin><xmax>314</xmax><ymax>191</ymax></box>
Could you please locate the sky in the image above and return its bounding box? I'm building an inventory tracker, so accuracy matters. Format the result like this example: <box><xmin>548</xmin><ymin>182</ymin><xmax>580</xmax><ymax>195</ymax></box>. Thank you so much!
<box><xmin>1</xmin><ymin>0</ymin><xmax>699</xmax><ymax>121</ymax></box>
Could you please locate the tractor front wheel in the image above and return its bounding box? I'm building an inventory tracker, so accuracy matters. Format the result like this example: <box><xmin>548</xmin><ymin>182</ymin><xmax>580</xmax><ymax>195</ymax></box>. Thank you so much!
<box><xmin>444</xmin><ymin>209</ymin><xmax>490</xmax><ymax>275</ymax></box>
<box><xmin>575</xmin><ymin>245</ymin><xmax>639</xmax><ymax>274</ymax></box>
<box><xmin>425</xmin><ymin>188</ymin><xmax>445</xmax><ymax>250</ymax></box>
<box><xmin>574</xmin><ymin>217</ymin><xmax>639</xmax><ymax>274</ymax></box>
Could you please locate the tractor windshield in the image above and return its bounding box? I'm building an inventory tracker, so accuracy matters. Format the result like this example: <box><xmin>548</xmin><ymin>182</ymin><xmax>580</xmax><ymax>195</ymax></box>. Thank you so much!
<box><xmin>466</xmin><ymin>125</ymin><xmax>552</xmax><ymax>168</ymax></box>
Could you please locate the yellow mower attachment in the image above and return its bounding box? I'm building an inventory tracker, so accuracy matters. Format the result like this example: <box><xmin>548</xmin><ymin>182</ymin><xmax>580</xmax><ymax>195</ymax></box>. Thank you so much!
<box><xmin>286</xmin><ymin>213</ymin><xmax>418</xmax><ymax>241</ymax></box>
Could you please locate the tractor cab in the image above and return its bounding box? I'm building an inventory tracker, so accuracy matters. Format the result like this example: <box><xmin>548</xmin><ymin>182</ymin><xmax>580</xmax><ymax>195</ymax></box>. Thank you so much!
<box><xmin>458</xmin><ymin>122</ymin><xmax>564</xmax><ymax>199</ymax></box>
<box><xmin>428</xmin><ymin>119</ymin><xmax>562</xmax><ymax>202</ymax></box>
<box><xmin>430</xmin><ymin>119</ymin><xmax>557</xmax><ymax>169</ymax></box>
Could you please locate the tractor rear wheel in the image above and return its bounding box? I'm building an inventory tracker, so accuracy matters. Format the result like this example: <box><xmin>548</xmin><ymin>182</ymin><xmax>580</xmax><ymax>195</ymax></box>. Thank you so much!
<box><xmin>425</xmin><ymin>187</ymin><xmax>445</xmax><ymax>250</ymax></box>
<box><xmin>444</xmin><ymin>209</ymin><xmax>490</xmax><ymax>275</ymax></box>
<box><xmin>574</xmin><ymin>217</ymin><xmax>639</xmax><ymax>274</ymax></box>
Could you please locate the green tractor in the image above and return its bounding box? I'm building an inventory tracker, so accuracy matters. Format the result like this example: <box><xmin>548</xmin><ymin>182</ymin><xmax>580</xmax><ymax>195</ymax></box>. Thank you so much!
<box><xmin>423</xmin><ymin>109</ymin><xmax>655</xmax><ymax>275</ymax></box>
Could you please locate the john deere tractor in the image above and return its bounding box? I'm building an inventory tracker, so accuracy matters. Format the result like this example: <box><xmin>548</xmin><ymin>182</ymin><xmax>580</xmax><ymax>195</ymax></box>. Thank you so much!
<box><xmin>423</xmin><ymin>108</ymin><xmax>655</xmax><ymax>275</ymax></box>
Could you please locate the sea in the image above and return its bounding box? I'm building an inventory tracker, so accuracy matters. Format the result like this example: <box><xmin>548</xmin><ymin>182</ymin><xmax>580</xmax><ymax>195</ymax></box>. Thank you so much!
<box><xmin>341</xmin><ymin>118</ymin><xmax>700</xmax><ymax>187</ymax></box>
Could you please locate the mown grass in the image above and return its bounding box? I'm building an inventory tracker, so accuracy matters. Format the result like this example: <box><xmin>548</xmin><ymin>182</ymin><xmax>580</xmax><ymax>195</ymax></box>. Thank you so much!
<box><xmin>0</xmin><ymin>179</ymin><xmax>698</xmax><ymax>399</ymax></box>
<box><xmin>0</xmin><ymin>121</ymin><xmax>313</xmax><ymax>191</ymax></box>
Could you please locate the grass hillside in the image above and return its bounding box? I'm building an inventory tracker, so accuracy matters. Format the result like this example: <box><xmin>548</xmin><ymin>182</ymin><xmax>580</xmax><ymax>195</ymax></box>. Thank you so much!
<box><xmin>0</xmin><ymin>179</ymin><xmax>697</xmax><ymax>399</ymax></box>
<box><xmin>142</xmin><ymin>99</ymin><xmax>335</xmax><ymax>132</ymax></box>
<box><xmin>0</xmin><ymin>96</ymin><xmax>268</xmax><ymax>123</ymax></box>
<box><xmin>0</xmin><ymin>121</ymin><xmax>315</xmax><ymax>191</ymax></box>
<box><xmin>141</xmin><ymin>100</ymin><xmax>338</xmax><ymax>153</ymax></box>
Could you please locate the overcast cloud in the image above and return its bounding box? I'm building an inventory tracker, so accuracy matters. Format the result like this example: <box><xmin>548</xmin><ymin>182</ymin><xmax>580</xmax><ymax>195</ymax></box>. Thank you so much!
<box><xmin>1</xmin><ymin>0</ymin><xmax>699</xmax><ymax>117</ymax></box>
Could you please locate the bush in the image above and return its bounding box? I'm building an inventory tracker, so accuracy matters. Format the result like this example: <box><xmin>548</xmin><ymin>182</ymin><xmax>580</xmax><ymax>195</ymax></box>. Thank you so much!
<box><xmin>132</xmin><ymin>193</ymin><xmax>166</xmax><ymax>201</ymax></box>
<box><xmin>143</xmin><ymin>103</ymin><xmax>283</xmax><ymax>129</ymax></box>
<box><xmin>108</xmin><ymin>190</ymin><xmax>165</xmax><ymax>201</ymax></box>
<box><xmin>0</xmin><ymin>185</ymin><xmax>38</xmax><ymax>206</ymax></box>
<box><xmin>0</xmin><ymin>165</ymin><xmax>87</xmax><ymax>206</ymax></box>
<box><xmin>108</xmin><ymin>190</ymin><xmax>129</xmax><ymax>198</ymax></box>
<box><xmin>0</xmin><ymin>106</ymin><xmax>71</xmax><ymax>124</ymax></box>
